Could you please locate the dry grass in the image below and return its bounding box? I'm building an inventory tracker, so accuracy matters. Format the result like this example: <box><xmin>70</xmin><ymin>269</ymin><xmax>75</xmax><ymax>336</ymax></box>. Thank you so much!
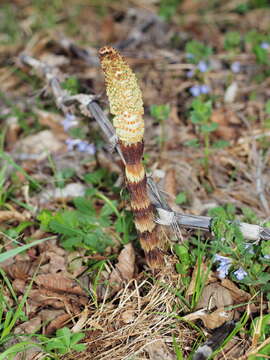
<box><xmin>67</xmin><ymin>262</ymin><xmax>198</xmax><ymax>360</ymax></box>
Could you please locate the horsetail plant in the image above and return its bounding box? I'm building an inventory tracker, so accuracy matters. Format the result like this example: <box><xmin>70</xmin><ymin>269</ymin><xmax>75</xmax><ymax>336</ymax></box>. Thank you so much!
<box><xmin>99</xmin><ymin>46</ymin><xmax>164</xmax><ymax>269</ymax></box>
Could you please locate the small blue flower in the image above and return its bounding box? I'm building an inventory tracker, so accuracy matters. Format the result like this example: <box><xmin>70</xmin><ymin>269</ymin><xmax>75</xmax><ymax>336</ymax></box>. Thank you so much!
<box><xmin>231</xmin><ymin>61</ymin><xmax>241</xmax><ymax>73</ymax></box>
<box><xmin>199</xmin><ymin>84</ymin><xmax>210</xmax><ymax>94</ymax></box>
<box><xmin>85</xmin><ymin>144</ymin><xmax>96</xmax><ymax>155</ymax></box>
<box><xmin>197</xmin><ymin>60</ymin><xmax>208</xmax><ymax>73</ymax></box>
<box><xmin>65</xmin><ymin>138</ymin><xmax>81</xmax><ymax>151</ymax></box>
<box><xmin>214</xmin><ymin>254</ymin><xmax>232</xmax><ymax>279</ymax></box>
<box><xmin>65</xmin><ymin>138</ymin><xmax>95</xmax><ymax>155</ymax></box>
<box><xmin>260</xmin><ymin>42</ymin><xmax>269</xmax><ymax>49</ymax></box>
<box><xmin>187</xmin><ymin>70</ymin><xmax>194</xmax><ymax>78</ymax></box>
<box><xmin>77</xmin><ymin>140</ymin><xmax>96</xmax><ymax>155</ymax></box>
<box><xmin>189</xmin><ymin>85</ymin><xmax>201</xmax><ymax>97</ymax></box>
<box><xmin>61</xmin><ymin>113</ymin><xmax>78</xmax><ymax>131</ymax></box>
<box><xmin>234</xmin><ymin>267</ymin><xmax>247</xmax><ymax>281</ymax></box>
<box><xmin>77</xmin><ymin>141</ymin><xmax>89</xmax><ymax>152</ymax></box>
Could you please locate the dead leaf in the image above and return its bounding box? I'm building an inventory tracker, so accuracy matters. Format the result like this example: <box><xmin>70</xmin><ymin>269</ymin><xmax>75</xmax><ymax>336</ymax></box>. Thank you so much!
<box><xmin>201</xmin><ymin>307</ymin><xmax>234</xmax><ymax>329</ymax></box>
<box><xmin>6</xmin><ymin>116</ymin><xmax>20</xmax><ymax>151</ymax></box>
<box><xmin>35</xmin><ymin>273</ymin><xmax>86</xmax><ymax>296</ymax></box>
<box><xmin>96</xmin><ymin>244</ymin><xmax>136</xmax><ymax>300</ymax></box>
<box><xmin>5</xmin><ymin>261</ymin><xmax>34</xmax><ymax>280</ymax></box>
<box><xmin>224</xmin><ymin>82</ymin><xmax>238</xmax><ymax>103</ymax></box>
<box><xmin>38</xmin><ymin>237</ymin><xmax>66</xmax><ymax>255</ymax></box>
<box><xmin>68</xmin><ymin>251</ymin><xmax>87</xmax><ymax>277</ymax></box>
<box><xmin>0</xmin><ymin>211</ymin><xmax>28</xmax><ymax>223</ymax></box>
<box><xmin>109</xmin><ymin>243</ymin><xmax>135</xmax><ymax>292</ymax></box>
<box><xmin>28</xmin><ymin>289</ymin><xmax>66</xmax><ymax>309</ymax></box>
<box><xmin>216</xmin><ymin>337</ymin><xmax>247</xmax><ymax>359</ymax></box>
<box><xmin>41</xmin><ymin>252</ymin><xmax>66</xmax><ymax>273</ymax></box>
<box><xmin>100</xmin><ymin>15</ymin><xmax>117</xmax><ymax>43</ymax></box>
<box><xmin>183</xmin><ymin>305</ymin><xmax>233</xmax><ymax>329</ymax></box>
<box><xmin>14</xmin><ymin>317</ymin><xmax>41</xmax><ymax>335</ymax></box>
<box><xmin>12</xmin><ymin>279</ymin><xmax>26</xmax><ymax>293</ymax></box>
<box><xmin>38</xmin><ymin>182</ymin><xmax>86</xmax><ymax>204</ymax></box>
<box><xmin>196</xmin><ymin>283</ymin><xmax>233</xmax><ymax>310</ymax></box>
<box><xmin>13</xmin><ymin>130</ymin><xmax>64</xmax><ymax>161</ymax></box>
<box><xmin>146</xmin><ymin>339</ymin><xmax>176</xmax><ymax>360</ymax></box>
<box><xmin>192</xmin><ymin>283</ymin><xmax>234</xmax><ymax>329</ymax></box>
<box><xmin>211</xmin><ymin>108</ymin><xmax>240</xmax><ymax>141</ymax></box>
<box><xmin>164</xmin><ymin>168</ymin><xmax>177</xmax><ymax>199</ymax></box>
<box><xmin>46</xmin><ymin>313</ymin><xmax>71</xmax><ymax>335</ymax></box>
<box><xmin>35</xmin><ymin>108</ymin><xmax>68</xmax><ymax>139</ymax></box>
<box><xmin>39</xmin><ymin>309</ymin><xmax>66</xmax><ymax>323</ymax></box>
<box><xmin>221</xmin><ymin>278</ymin><xmax>251</xmax><ymax>303</ymax></box>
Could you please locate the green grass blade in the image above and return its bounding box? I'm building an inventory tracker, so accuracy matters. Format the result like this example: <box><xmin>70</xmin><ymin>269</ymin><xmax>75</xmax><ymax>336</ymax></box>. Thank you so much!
<box><xmin>0</xmin><ymin>340</ymin><xmax>40</xmax><ymax>360</ymax></box>
<box><xmin>0</xmin><ymin>237</ymin><xmax>54</xmax><ymax>263</ymax></box>
<box><xmin>0</xmin><ymin>151</ymin><xmax>41</xmax><ymax>189</ymax></box>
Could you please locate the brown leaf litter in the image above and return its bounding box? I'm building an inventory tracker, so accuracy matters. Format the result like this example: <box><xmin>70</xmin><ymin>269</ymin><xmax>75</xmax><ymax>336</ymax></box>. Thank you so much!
<box><xmin>1</xmin><ymin>1</ymin><xmax>270</xmax><ymax>359</ymax></box>
<box><xmin>2</xmin><ymin>238</ymin><xmax>89</xmax><ymax>336</ymax></box>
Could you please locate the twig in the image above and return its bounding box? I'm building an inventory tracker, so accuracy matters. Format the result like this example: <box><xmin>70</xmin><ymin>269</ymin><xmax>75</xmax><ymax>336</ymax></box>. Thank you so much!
<box><xmin>19</xmin><ymin>54</ymin><xmax>125</xmax><ymax>162</ymax></box>
<box><xmin>57</xmin><ymin>35</ymin><xmax>99</xmax><ymax>66</ymax></box>
<box><xmin>19</xmin><ymin>54</ymin><xmax>270</xmax><ymax>243</ymax></box>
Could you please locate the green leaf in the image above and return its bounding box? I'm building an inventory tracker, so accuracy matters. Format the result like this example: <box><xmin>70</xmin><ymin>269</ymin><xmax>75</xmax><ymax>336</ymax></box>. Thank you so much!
<box><xmin>72</xmin><ymin>343</ymin><xmax>86</xmax><ymax>352</ymax></box>
<box><xmin>37</xmin><ymin>210</ymin><xmax>53</xmax><ymax>231</ymax></box>
<box><xmin>190</xmin><ymin>99</ymin><xmax>212</xmax><ymax>124</ymax></box>
<box><xmin>100</xmin><ymin>201</ymin><xmax>117</xmax><ymax>217</ymax></box>
<box><xmin>212</xmin><ymin>140</ymin><xmax>229</xmax><ymax>149</ymax></box>
<box><xmin>70</xmin><ymin>332</ymin><xmax>85</xmax><ymax>346</ymax></box>
<box><xmin>49</xmin><ymin>211</ymin><xmax>80</xmax><ymax>237</ymax></box>
<box><xmin>150</xmin><ymin>104</ymin><xmax>170</xmax><ymax>122</ymax></box>
<box><xmin>115</xmin><ymin>216</ymin><xmax>124</xmax><ymax>233</ymax></box>
<box><xmin>174</xmin><ymin>244</ymin><xmax>190</xmax><ymax>265</ymax></box>
<box><xmin>224</xmin><ymin>31</ymin><xmax>241</xmax><ymax>50</ymax></box>
<box><xmin>175</xmin><ymin>262</ymin><xmax>184</xmax><ymax>274</ymax></box>
<box><xmin>184</xmin><ymin>139</ymin><xmax>200</xmax><ymax>148</ymax></box>
<box><xmin>175</xmin><ymin>192</ymin><xmax>187</xmax><ymax>205</ymax></box>
<box><xmin>253</xmin><ymin>45</ymin><xmax>269</xmax><ymax>65</ymax></box>
<box><xmin>73</xmin><ymin>197</ymin><xmax>94</xmax><ymax>215</ymax></box>
<box><xmin>84</xmin><ymin>168</ymin><xmax>107</xmax><ymax>185</ymax></box>
<box><xmin>46</xmin><ymin>339</ymin><xmax>65</xmax><ymax>352</ymax></box>
<box><xmin>191</xmin><ymin>112</ymin><xmax>204</xmax><ymax>124</ymax></box>
<box><xmin>49</xmin><ymin>220</ymin><xmax>81</xmax><ymax>237</ymax></box>
<box><xmin>57</xmin><ymin>327</ymin><xmax>71</xmax><ymax>347</ymax></box>
<box><xmin>61</xmin><ymin>77</ymin><xmax>79</xmax><ymax>95</ymax></box>
<box><xmin>261</xmin><ymin>240</ymin><xmax>270</xmax><ymax>257</ymax></box>
<box><xmin>158</xmin><ymin>0</ymin><xmax>180</xmax><ymax>21</ymax></box>
<box><xmin>61</xmin><ymin>237</ymin><xmax>83</xmax><ymax>250</ymax></box>
<box><xmin>185</xmin><ymin>40</ymin><xmax>213</xmax><ymax>64</ymax></box>
<box><xmin>258</xmin><ymin>273</ymin><xmax>270</xmax><ymax>283</ymax></box>
<box><xmin>201</xmin><ymin>122</ymin><xmax>218</xmax><ymax>133</ymax></box>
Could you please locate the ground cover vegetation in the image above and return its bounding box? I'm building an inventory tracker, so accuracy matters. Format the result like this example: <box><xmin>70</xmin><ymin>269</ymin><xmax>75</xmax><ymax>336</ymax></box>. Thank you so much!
<box><xmin>0</xmin><ymin>0</ymin><xmax>270</xmax><ymax>359</ymax></box>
